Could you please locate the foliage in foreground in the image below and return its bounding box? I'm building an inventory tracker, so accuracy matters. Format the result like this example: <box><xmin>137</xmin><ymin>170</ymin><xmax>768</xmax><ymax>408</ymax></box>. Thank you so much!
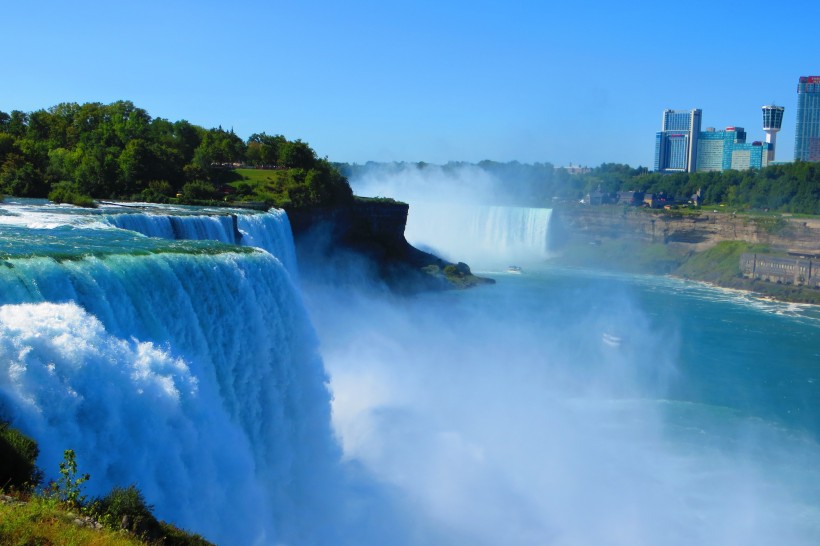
<box><xmin>0</xmin><ymin>421</ymin><xmax>213</xmax><ymax>545</ymax></box>
<box><xmin>0</xmin><ymin>421</ymin><xmax>42</xmax><ymax>490</ymax></box>
<box><xmin>0</xmin><ymin>495</ymin><xmax>145</xmax><ymax>546</ymax></box>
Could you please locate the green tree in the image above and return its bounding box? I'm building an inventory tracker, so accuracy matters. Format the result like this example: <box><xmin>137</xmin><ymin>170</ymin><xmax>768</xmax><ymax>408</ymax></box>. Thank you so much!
<box><xmin>279</xmin><ymin>139</ymin><xmax>316</xmax><ymax>169</ymax></box>
<box><xmin>0</xmin><ymin>111</ymin><xmax>10</xmax><ymax>132</ymax></box>
<box><xmin>8</xmin><ymin>110</ymin><xmax>28</xmax><ymax>137</ymax></box>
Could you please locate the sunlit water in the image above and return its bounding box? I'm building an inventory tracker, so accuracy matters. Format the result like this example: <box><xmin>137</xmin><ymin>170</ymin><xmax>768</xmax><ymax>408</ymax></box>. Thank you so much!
<box><xmin>1</xmin><ymin>197</ymin><xmax>819</xmax><ymax>545</ymax></box>
<box><xmin>306</xmin><ymin>262</ymin><xmax>820</xmax><ymax>545</ymax></box>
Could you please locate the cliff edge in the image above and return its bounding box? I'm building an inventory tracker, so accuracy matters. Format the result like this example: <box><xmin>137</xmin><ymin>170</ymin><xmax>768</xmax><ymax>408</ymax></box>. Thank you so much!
<box><xmin>286</xmin><ymin>199</ymin><xmax>494</xmax><ymax>292</ymax></box>
<box><xmin>552</xmin><ymin>205</ymin><xmax>820</xmax><ymax>254</ymax></box>
<box><xmin>549</xmin><ymin>204</ymin><xmax>820</xmax><ymax>304</ymax></box>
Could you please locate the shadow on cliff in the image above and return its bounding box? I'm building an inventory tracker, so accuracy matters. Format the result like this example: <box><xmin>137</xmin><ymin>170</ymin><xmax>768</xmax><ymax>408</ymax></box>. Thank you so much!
<box><xmin>287</xmin><ymin>202</ymin><xmax>493</xmax><ymax>295</ymax></box>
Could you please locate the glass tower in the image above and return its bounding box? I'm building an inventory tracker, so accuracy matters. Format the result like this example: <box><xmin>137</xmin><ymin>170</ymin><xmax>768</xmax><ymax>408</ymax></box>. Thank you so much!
<box><xmin>654</xmin><ymin>109</ymin><xmax>702</xmax><ymax>172</ymax></box>
<box><xmin>696</xmin><ymin>127</ymin><xmax>769</xmax><ymax>172</ymax></box>
<box><xmin>795</xmin><ymin>76</ymin><xmax>820</xmax><ymax>162</ymax></box>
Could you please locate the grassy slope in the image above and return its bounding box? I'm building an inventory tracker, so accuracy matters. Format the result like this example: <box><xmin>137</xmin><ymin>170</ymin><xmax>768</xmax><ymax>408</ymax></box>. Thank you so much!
<box><xmin>0</xmin><ymin>494</ymin><xmax>215</xmax><ymax>546</ymax></box>
<box><xmin>0</xmin><ymin>496</ymin><xmax>142</xmax><ymax>546</ymax></box>
<box><xmin>674</xmin><ymin>241</ymin><xmax>768</xmax><ymax>285</ymax></box>
<box><xmin>232</xmin><ymin>168</ymin><xmax>284</xmax><ymax>185</ymax></box>
<box><xmin>227</xmin><ymin>168</ymin><xmax>290</xmax><ymax>205</ymax></box>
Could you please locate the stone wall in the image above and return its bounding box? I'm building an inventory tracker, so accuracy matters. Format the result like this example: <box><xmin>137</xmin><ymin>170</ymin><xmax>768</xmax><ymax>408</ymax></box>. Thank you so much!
<box><xmin>740</xmin><ymin>253</ymin><xmax>820</xmax><ymax>288</ymax></box>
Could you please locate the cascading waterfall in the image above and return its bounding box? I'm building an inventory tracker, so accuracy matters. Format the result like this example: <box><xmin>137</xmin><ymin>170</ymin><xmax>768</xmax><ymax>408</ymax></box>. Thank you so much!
<box><xmin>105</xmin><ymin>208</ymin><xmax>299</xmax><ymax>276</ymax></box>
<box><xmin>0</xmin><ymin>204</ymin><xmax>336</xmax><ymax>545</ymax></box>
<box><xmin>404</xmin><ymin>202</ymin><xmax>552</xmax><ymax>267</ymax></box>
<box><xmin>105</xmin><ymin>213</ymin><xmax>240</xmax><ymax>244</ymax></box>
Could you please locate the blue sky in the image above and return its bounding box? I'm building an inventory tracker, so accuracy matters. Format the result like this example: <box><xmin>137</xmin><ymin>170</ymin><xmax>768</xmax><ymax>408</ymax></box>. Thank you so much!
<box><xmin>3</xmin><ymin>0</ymin><xmax>818</xmax><ymax>168</ymax></box>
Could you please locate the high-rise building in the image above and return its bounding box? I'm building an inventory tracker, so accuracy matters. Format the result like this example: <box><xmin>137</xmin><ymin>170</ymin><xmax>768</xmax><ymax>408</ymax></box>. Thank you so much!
<box><xmin>697</xmin><ymin>127</ymin><xmax>745</xmax><ymax>172</ymax></box>
<box><xmin>762</xmin><ymin>105</ymin><xmax>784</xmax><ymax>162</ymax></box>
<box><xmin>654</xmin><ymin>109</ymin><xmax>702</xmax><ymax>172</ymax></box>
<box><xmin>696</xmin><ymin>126</ymin><xmax>770</xmax><ymax>172</ymax></box>
<box><xmin>795</xmin><ymin>76</ymin><xmax>820</xmax><ymax>162</ymax></box>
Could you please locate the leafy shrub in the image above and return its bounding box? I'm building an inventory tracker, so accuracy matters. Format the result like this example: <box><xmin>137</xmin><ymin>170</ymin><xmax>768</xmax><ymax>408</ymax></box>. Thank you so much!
<box><xmin>181</xmin><ymin>180</ymin><xmax>217</xmax><ymax>201</ymax></box>
<box><xmin>48</xmin><ymin>181</ymin><xmax>96</xmax><ymax>208</ymax></box>
<box><xmin>49</xmin><ymin>449</ymin><xmax>90</xmax><ymax>507</ymax></box>
<box><xmin>140</xmin><ymin>180</ymin><xmax>173</xmax><ymax>203</ymax></box>
<box><xmin>90</xmin><ymin>485</ymin><xmax>164</xmax><ymax>541</ymax></box>
<box><xmin>0</xmin><ymin>421</ymin><xmax>42</xmax><ymax>490</ymax></box>
<box><xmin>159</xmin><ymin>521</ymin><xmax>216</xmax><ymax>546</ymax></box>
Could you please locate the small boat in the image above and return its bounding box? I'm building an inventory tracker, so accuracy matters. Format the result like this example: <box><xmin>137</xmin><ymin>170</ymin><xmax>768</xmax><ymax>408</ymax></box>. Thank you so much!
<box><xmin>506</xmin><ymin>265</ymin><xmax>522</xmax><ymax>274</ymax></box>
<box><xmin>602</xmin><ymin>332</ymin><xmax>622</xmax><ymax>348</ymax></box>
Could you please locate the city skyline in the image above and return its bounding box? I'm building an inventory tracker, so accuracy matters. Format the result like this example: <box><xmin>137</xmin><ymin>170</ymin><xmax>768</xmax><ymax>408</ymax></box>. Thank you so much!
<box><xmin>2</xmin><ymin>0</ymin><xmax>818</xmax><ymax>168</ymax></box>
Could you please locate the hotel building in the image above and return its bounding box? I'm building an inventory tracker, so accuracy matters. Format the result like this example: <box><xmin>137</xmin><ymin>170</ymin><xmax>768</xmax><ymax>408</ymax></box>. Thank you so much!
<box><xmin>795</xmin><ymin>76</ymin><xmax>820</xmax><ymax>162</ymax></box>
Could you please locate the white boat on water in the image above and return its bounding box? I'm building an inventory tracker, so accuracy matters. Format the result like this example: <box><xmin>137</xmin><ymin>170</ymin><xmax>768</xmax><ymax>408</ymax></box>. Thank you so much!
<box><xmin>602</xmin><ymin>332</ymin><xmax>622</xmax><ymax>348</ymax></box>
<box><xmin>507</xmin><ymin>265</ymin><xmax>522</xmax><ymax>274</ymax></box>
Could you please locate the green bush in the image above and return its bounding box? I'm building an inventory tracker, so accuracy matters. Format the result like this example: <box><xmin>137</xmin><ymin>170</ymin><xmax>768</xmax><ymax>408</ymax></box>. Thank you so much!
<box><xmin>47</xmin><ymin>181</ymin><xmax>96</xmax><ymax>208</ymax></box>
<box><xmin>159</xmin><ymin>521</ymin><xmax>216</xmax><ymax>546</ymax></box>
<box><xmin>0</xmin><ymin>421</ymin><xmax>42</xmax><ymax>490</ymax></box>
<box><xmin>140</xmin><ymin>180</ymin><xmax>173</xmax><ymax>203</ymax></box>
<box><xmin>90</xmin><ymin>485</ymin><xmax>164</xmax><ymax>540</ymax></box>
<box><xmin>88</xmin><ymin>484</ymin><xmax>216</xmax><ymax>544</ymax></box>
<box><xmin>181</xmin><ymin>180</ymin><xmax>217</xmax><ymax>201</ymax></box>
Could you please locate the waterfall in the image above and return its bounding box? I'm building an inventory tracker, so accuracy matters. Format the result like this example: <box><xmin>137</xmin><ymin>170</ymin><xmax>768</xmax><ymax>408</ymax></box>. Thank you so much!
<box><xmin>105</xmin><ymin>213</ymin><xmax>240</xmax><ymax>243</ymax></box>
<box><xmin>0</xmin><ymin>207</ymin><xmax>336</xmax><ymax>545</ymax></box>
<box><xmin>404</xmin><ymin>202</ymin><xmax>553</xmax><ymax>268</ymax></box>
<box><xmin>105</xmin><ymin>208</ymin><xmax>299</xmax><ymax>276</ymax></box>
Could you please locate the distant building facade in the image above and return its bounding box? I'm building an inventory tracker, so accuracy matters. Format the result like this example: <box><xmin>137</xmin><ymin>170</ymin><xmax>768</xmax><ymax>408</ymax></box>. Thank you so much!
<box><xmin>696</xmin><ymin>127</ymin><xmax>770</xmax><ymax>172</ymax></box>
<box><xmin>795</xmin><ymin>76</ymin><xmax>820</xmax><ymax>162</ymax></box>
<box><xmin>561</xmin><ymin>163</ymin><xmax>592</xmax><ymax>175</ymax></box>
<box><xmin>654</xmin><ymin>109</ymin><xmax>702</xmax><ymax>173</ymax></box>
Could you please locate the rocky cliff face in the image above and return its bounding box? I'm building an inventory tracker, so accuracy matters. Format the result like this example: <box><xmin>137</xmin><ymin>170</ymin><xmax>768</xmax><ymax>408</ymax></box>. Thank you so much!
<box><xmin>286</xmin><ymin>201</ymin><xmax>492</xmax><ymax>291</ymax></box>
<box><xmin>288</xmin><ymin>201</ymin><xmax>413</xmax><ymax>260</ymax></box>
<box><xmin>553</xmin><ymin>206</ymin><xmax>820</xmax><ymax>254</ymax></box>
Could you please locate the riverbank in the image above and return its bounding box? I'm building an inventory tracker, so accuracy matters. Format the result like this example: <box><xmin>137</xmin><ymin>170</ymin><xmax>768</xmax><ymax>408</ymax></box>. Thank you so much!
<box><xmin>549</xmin><ymin>206</ymin><xmax>820</xmax><ymax>305</ymax></box>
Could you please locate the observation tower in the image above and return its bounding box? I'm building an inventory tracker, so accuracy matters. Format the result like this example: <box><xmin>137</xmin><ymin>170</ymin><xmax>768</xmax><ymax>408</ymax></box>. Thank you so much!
<box><xmin>762</xmin><ymin>104</ymin><xmax>784</xmax><ymax>162</ymax></box>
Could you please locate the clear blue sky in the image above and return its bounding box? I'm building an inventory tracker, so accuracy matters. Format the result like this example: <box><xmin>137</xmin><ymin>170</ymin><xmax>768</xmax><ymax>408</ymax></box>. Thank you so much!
<box><xmin>3</xmin><ymin>0</ymin><xmax>818</xmax><ymax>168</ymax></box>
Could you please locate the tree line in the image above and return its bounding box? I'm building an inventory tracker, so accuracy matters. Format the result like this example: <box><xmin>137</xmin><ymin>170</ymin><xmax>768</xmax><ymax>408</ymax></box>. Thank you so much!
<box><xmin>0</xmin><ymin>101</ymin><xmax>352</xmax><ymax>208</ymax></box>
<box><xmin>575</xmin><ymin>162</ymin><xmax>820</xmax><ymax>214</ymax></box>
<box><xmin>340</xmin><ymin>160</ymin><xmax>820</xmax><ymax>214</ymax></box>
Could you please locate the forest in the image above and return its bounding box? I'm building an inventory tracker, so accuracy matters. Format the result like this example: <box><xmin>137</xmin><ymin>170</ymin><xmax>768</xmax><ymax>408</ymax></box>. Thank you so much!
<box><xmin>0</xmin><ymin>101</ymin><xmax>352</xmax><ymax>208</ymax></box>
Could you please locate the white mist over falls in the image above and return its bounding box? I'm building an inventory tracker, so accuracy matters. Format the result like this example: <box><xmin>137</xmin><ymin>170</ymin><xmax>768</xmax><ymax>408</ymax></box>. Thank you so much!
<box><xmin>1</xmin><ymin>178</ymin><xmax>819</xmax><ymax>546</ymax></box>
<box><xmin>351</xmin><ymin>163</ymin><xmax>554</xmax><ymax>266</ymax></box>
